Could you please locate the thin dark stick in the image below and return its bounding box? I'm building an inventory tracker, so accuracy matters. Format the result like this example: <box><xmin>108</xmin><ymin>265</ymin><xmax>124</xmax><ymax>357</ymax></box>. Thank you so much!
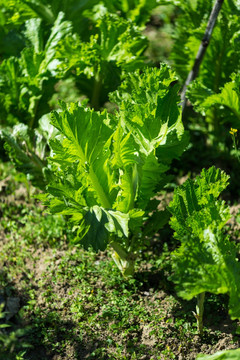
<box><xmin>180</xmin><ymin>0</ymin><xmax>224</xmax><ymax>112</ymax></box>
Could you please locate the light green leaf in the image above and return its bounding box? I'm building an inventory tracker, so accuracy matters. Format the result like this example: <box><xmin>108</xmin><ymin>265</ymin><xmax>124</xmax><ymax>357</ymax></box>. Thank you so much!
<box><xmin>196</xmin><ymin>348</ymin><xmax>240</xmax><ymax>359</ymax></box>
<box><xmin>137</xmin><ymin>153</ymin><xmax>168</xmax><ymax>208</ymax></box>
<box><xmin>24</xmin><ymin>17</ymin><xmax>43</xmax><ymax>52</ymax></box>
<box><xmin>50</xmin><ymin>103</ymin><xmax>114</xmax><ymax>208</ymax></box>
<box><xmin>43</xmin><ymin>12</ymin><xmax>72</xmax><ymax>72</ymax></box>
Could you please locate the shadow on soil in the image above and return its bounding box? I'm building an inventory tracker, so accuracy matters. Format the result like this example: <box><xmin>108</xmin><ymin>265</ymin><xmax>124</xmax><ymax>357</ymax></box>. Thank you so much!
<box><xmin>0</xmin><ymin>276</ymin><xmax>103</xmax><ymax>360</ymax></box>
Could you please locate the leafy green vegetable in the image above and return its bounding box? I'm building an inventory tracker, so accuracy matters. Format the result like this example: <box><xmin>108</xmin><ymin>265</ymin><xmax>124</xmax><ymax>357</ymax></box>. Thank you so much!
<box><xmin>0</xmin><ymin>11</ymin><xmax>75</xmax><ymax>187</ymax></box>
<box><xmin>0</xmin><ymin>5</ymin><xmax>153</xmax><ymax>189</ymax></box>
<box><xmin>0</xmin><ymin>13</ymin><xmax>72</xmax><ymax>128</ymax></box>
<box><xmin>0</xmin><ymin>114</ymin><xmax>57</xmax><ymax>189</ymax></box>
<box><xmin>168</xmin><ymin>167</ymin><xmax>240</xmax><ymax>329</ymax></box>
<box><xmin>42</xmin><ymin>66</ymin><xmax>187</xmax><ymax>275</ymax></box>
<box><xmin>56</xmin><ymin>12</ymin><xmax>148</xmax><ymax>108</ymax></box>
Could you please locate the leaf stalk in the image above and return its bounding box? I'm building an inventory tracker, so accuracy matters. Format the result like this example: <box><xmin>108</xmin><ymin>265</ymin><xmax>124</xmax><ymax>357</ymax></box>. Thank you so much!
<box><xmin>110</xmin><ymin>241</ymin><xmax>135</xmax><ymax>277</ymax></box>
<box><xmin>194</xmin><ymin>292</ymin><xmax>205</xmax><ymax>336</ymax></box>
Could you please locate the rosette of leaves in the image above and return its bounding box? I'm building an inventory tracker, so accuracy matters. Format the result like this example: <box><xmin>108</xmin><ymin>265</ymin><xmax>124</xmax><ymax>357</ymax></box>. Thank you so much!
<box><xmin>168</xmin><ymin>167</ymin><xmax>240</xmax><ymax>334</ymax></box>
<box><xmin>41</xmin><ymin>65</ymin><xmax>188</xmax><ymax>276</ymax></box>
<box><xmin>55</xmin><ymin>12</ymin><xmax>148</xmax><ymax>109</ymax></box>
<box><xmin>0</xmin><ymin>13</ymin><xmax>72</xmax><ymax>128</ymax></box>
<box><xmin>0</xmin><ymin>13</ymin><xmax>73</xmax><ymax>183</ymax></box>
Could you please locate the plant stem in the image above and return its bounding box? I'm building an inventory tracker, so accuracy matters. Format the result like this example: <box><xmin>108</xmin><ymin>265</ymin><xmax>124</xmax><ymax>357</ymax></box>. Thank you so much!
<box><xmin>110</xmin><ymin>241</ymin><xmax>135</xmax><ymax>277</ymax></box>
<box><xmin>91</xmin><ymin>77</ymin><xmax>102</xmax><ymax>110</ymax></box>
<box><xmin>181</xmin><ymin>0</ymin><xmax>224</xmax><ymax>112</ymax></box>
<box><xmin>195</xmin><ymin>292</ymin><xmax>205</xmax><ymax>336</ymax></box>
<box><xmin>231</xmin><ymin>133</ymin><xmax>240</xmax><ymax>163</ymax></box>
